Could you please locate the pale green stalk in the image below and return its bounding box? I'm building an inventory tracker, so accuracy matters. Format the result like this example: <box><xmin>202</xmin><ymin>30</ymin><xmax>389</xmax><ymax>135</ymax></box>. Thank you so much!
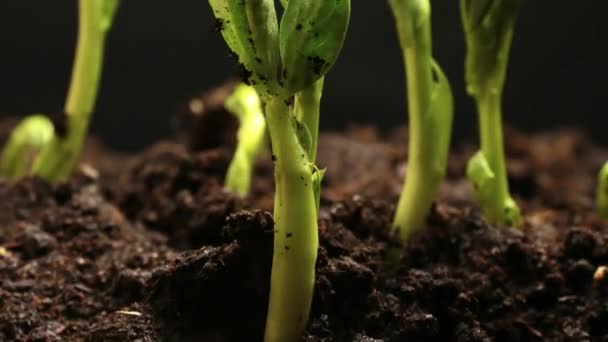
<box><xmin>208</xmin><ymin>0</ymin><xmax>349</xmax><ymax>340</ymax></box>
<box><xmin>461</xmin><ymin>0</ymin><xmax>522</xmax><ymax>226</ymax></box>
<box><xmin>294</xmin><ymin>78</ymin><xmax>324</xmax><ymax>162</ymax></box>
<box><xmin>264</xmin><ymin>97</ymin><xmax>318</xmax><ymax>342</ymax></box>
<box><xmin>389</xmin><ymin>0</ymin><xmax>453</xmax><ymax>242</ymax></box>
<box><xmin>224</xmin><ymin>84</ymin><xmax>267</xmax><ymax>197</ymax></box>
<box><xmin>32</xmin><ymin>0</ymin><xmax>119</xmax><ymax>181</ymax></box>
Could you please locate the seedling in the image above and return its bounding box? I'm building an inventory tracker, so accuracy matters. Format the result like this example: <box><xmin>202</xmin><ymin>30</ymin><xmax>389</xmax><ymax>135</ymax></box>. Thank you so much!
<box><xmin>461</xmin><ymin>0</ymin><xmax>522</xmax><ymax>226</ymax></box>
<box><xmin>0</xmin><ymin>115</ymin><xmax>54</xmax><ymax>181</ymax></box>
<box><xmin>0</xmin><ymin>0</ymin><xmax>119</xmax><ymax>182</ymax></box>
<box><xmin>224</xmin><ymin>83</ymin><xmax>266</xmax><ymax>197</ymax></box>
<box><xmin>208</xmin><ymin>0</ymin><xmax>350</xmax><ymax>340</ymax></box>
<box><xmin>596</xmin><ymin>162</ymin><xmax>608</xmax><ymax>218</ymax></box>
<box><xmin>388</xmin><ymin>0</ymin><xmax>454</xmax><ymax>242</ymax></box>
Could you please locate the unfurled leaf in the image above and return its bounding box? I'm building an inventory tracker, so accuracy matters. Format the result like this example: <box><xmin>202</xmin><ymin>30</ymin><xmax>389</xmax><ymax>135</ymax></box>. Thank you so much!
<box><xmin>210</xmin><ymin>0</ymin><xmax>280</xmax><ymax>88</ymax></box>
<box><xmin>279</xmin><ymin>0</ymin><xmax>350</xmax><ymax>93</ymax></box>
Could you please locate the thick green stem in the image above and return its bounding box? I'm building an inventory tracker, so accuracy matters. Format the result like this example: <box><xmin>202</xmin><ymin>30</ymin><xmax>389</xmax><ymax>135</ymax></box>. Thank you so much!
<box><xmin>390</xmin><ymin>0</ymin><xmax>450</xmax><ymax>241</ymax></box>
<box><xmin>478</xmin><ymin>92</ymin><xmax>508</xmax><ymax>206</ymax></box>
<box><xmin>470</xmin><ymin>91</ymin><xmax>521</xmax><ymax>225</ymax></box>
<box><xmin>264</xmin><ymin>97</ymin><xmax>318</xmax><ymax>342</ymax></box>
<box><xmin>393</xmin><ymin>45</ymin><xmax>436</xmax><ymax>241</ymax></box>
<box><xmin>294</xmin><ymin>77</ymin><xmax>324</xmax><ymax>162</ymax></box>
<box><xmin>32</xmin><ymin>0</ymin><xmax>115</xmax><ymax>181</ymax></box>
<box><xmin>461</xmin><ymin>0</ymin><xmax>522</xmax><ymax>226</ymax></box>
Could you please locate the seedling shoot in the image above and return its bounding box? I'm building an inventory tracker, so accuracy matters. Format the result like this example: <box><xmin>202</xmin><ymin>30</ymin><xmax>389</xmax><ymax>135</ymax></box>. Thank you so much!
<box><xmin>207</xmin><ymin>0</ymin><xmax>350</xmax><ymax>340</ymax></box>
<box><xmin>388</xmin><ymin>0</ymin><xmax>454</xmax><ymax>242</ymax></box>
<box><xmin>224</xmin><ymin>84</ymin><xmax>267</xmax><ymax>197</ymax></box>
<box><xmin>0</xmin><ymin>115</ymin><xmax>54</xmax><ymax>181</ymax></box>
<box><xmin>461</xmin><ymin>0</ymin><xmax>523</xmax><ymax>226</ymax></box>
<box><xmin>0</xmin><ymin>0</ymin><xmax>119</xmax><ymax>182</ymax></box>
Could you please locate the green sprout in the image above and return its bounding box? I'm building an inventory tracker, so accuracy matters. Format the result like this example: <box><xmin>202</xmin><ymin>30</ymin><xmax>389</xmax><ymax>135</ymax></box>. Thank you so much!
<box><xmin>208</xmin><ymin>0</ymin><xmax>350</xmax><ymax>340</ymax></box>
<box><xmin>0</xmin><ymin>0</ymin><xmax>119</xmax><ymax>182</ymax></box>
<box><xmin>388</xmin><ymin>0</ymin><xmax>454</xmax><ymax>242</ymax></box>
<box><xmin>224</xmin><ymin>83</ymin><xmax>267</xmax><ymax>197</ymax></box>
<box><xmin>0</xmin><ymin>115</ymin><xmax>54</xmax><ymax>181</ymax></box>
<box><xmin>596</xmin><ymin>162</ymin><xmax>608</xmax><ymax>218</ymax></box>
<box><xmin>461</xmin><ymin>0</ymin><xmax>523</xmax><ymax>226</ymax></box>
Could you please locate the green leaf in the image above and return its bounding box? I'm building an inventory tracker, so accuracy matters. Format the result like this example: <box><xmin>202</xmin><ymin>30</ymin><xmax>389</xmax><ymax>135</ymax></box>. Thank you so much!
<box><xmin>279</xmin><ymin>0</ymin><xmax>351</xmax><ymax>93</ymax></box>
<box><xmin>209</xmin><ymin>0</ymin><xmax>280</xmax><ymax>89</ymax></box>
<box><xmin>209</xmin><ymin>0</ymin><xmax>244</xmax><ymax>60</ymax></box>
<box><xmin>427</xmin><ymin>60</ymin><xmax>453</xmax><ymax>174</ymax></box>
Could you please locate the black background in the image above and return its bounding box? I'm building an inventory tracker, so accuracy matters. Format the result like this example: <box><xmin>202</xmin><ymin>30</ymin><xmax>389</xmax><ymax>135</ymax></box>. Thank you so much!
<box><xmin>0</xmin><ymin>1</ymin><xmax>606</xmax><ymax>151</ymax></box>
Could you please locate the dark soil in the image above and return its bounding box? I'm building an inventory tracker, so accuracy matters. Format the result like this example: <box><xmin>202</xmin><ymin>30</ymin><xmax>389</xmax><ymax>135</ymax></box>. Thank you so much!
<box><xmin>2</xmin><ymin>100</ymin><xmax>608</xmax><ymax>341</ymax></box>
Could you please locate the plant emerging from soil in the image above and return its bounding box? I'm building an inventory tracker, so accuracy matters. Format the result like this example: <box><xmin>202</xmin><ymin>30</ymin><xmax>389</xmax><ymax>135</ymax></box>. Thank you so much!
<box><xmin>0</xmin><ymin>115</ymin><xmax>54</xmax><ymax>180</ymax></box>
<box><xmin>388</xmin><ymin>0</ymin><xmax>454</xmax><ymax>242</ymax></box>
<box><xmin>208</xmin><ymin>0</ymin><xmax>350</xmax><ymax>340</ymax></box>
<box><xmin>461</xmin><ymin>0</ymin><xmax>523</xmax><ymax>226</ymax></box>
<box><xmin>224</xmin><ymin>83</ymin><xmax>266</xmax><ymax>197</ymax></box>
<box><xmin>0</xmin><ymin>0</ymin><xmax>119</xmax><ymax>182</ymax></box>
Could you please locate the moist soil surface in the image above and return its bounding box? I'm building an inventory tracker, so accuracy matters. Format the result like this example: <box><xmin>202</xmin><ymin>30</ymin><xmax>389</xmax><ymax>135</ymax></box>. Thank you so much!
<box><xmin>2</xmin><ymin>105</ymin><xmax>608</xmax><ymax>341</ymax></box>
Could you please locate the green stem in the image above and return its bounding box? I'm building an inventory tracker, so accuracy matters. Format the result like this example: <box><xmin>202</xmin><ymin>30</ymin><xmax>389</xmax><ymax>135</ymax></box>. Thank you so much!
<box><xmin>470</xmin><ymin>91</ymin><xmax>521</xmax><ymax>225</ymax></box>
<box><xmin>294</xmin><ymin>77</ymin><xmax>324</xmax><ymax>162</ymax></box>
<box><xmin>390</xmin><ymin>0</ymin><xmax>443</xmax><ymax>241</ymax></box>
<box><xmin>264</xmin><ymin>97</ymin><xmax>318</xmax><ymax>342</ymax></box>
<box><xmin>478</xmin><ymin>92</ymin><xmax>509</xmax><ymax>210</ymax></box>
<box><xmin>32</xmin><ymin>0</ymin><xmax>115</xmax><ymax>181</ymax></box>
<box><xmin>225</xmin><ymin>84</ymin><xmax>267</xmax><ymax>197</ymax></box>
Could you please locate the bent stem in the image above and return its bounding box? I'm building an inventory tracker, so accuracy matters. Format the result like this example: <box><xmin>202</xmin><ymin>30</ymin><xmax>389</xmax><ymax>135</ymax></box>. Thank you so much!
<box><xmin>32</xmin><ymin>0</ymin><xmax>118</xmax><ymax>181</ymax></box>
<box><xmin>224</xmin><ymin>84</ymin><xmax>267</xmax><ymax>197</ymax></box>
<box><xmin>264</xmin><ymin>97</ymin><xmax>318</xmax><ymax>342</ymax></box>
<box><xmin>0</xmin><ymin>115</ymin><xmax>54</xmax><ymax>181</ymax></box>
<box><xmin>390</xmin><ymin>0</ymin><xmax>453</xmax><ymax>242</ymax></box>
<box><xmin>461</xmin><ymin>0</ymin><xmax>522</xmax><ymax>226</ymax></box>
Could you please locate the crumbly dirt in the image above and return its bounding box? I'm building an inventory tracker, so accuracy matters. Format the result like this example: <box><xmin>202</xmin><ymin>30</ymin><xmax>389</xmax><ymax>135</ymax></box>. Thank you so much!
<box><xmin>1</xmin><ymin>110</ymin><xmax>608</xmax><ymax>341</ymax></box>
